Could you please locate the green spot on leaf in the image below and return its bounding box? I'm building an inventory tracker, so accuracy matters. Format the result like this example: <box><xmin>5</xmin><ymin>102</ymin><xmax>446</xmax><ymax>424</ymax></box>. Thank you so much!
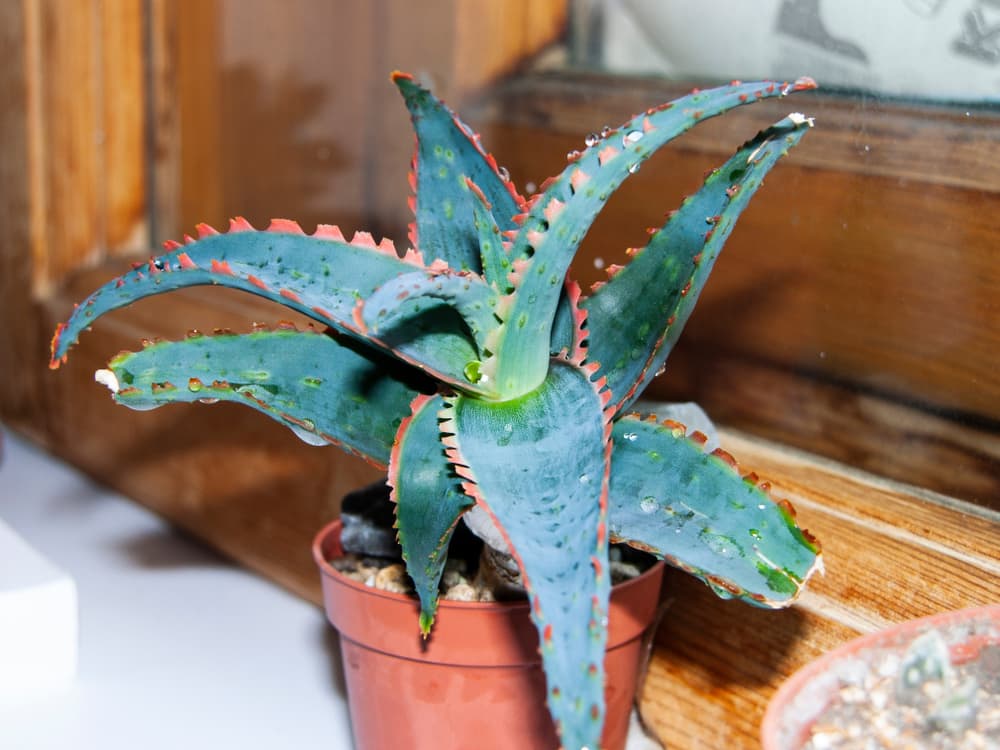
<box><xmin>756</xmin><ymin>562</ymin><xmax>799</xmax><ymax>595</ymax></box>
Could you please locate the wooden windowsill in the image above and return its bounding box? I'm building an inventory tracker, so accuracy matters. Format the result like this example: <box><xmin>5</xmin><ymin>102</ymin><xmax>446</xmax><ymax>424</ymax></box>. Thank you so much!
<box><xmin>640</xmin><ymin>429</ymin><xmax>998</xmax><ymax>748</ymax></box>
<box><xmin>21</xmin><ymin>259</ymin><xmax>999</xmax><ymax>749</ymax></box>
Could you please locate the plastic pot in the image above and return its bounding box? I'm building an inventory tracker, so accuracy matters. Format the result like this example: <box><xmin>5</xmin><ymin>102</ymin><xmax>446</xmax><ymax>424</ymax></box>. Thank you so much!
<box><xmin>761</xmin><ymin>604</ymin><xmax>1000</xmax><ymax>750</ymax></box>
<box><xmin>313</xmin><ymin>519</ymin><xmax>665</xmax><ymax>750</ymax></box>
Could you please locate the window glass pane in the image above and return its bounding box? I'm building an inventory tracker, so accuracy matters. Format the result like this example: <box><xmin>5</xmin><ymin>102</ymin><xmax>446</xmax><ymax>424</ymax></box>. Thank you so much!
<box><xmin>580</xmin><ymin>0</ymin><xmax>1000</xmax><ymax>101</ymax></box>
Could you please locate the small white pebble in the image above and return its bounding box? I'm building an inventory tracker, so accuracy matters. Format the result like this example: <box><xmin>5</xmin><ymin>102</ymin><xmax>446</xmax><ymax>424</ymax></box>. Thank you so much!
<box><xmin>443</xmin><ymin>582</ymin><xmax>477</xmax><ymax>602</ymax></box>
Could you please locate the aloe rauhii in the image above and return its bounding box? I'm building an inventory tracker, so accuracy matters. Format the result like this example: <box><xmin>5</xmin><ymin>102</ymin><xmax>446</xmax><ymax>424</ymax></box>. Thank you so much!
<box><xmin>52</xmin><ymin>73</ymin><xmax>822</xmax><ymax>749</ymax></box>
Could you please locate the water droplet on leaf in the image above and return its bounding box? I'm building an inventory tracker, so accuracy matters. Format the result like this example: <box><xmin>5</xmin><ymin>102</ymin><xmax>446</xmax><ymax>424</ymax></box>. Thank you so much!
<box><xmin>464</xmin><ymin>360</ymin><xmax>483</xmax><ymax>383</ymax></box>
<box><xmin>290</xmin><ymin>424</ymin><xmax>327</xmax><ymax>446</ymax></box>
<box><xmin>700</xmin><ymin>530</ymin><xmax>743</xmax><ymax>559</ymax></box>
<box><xmin>639</xmin><ymin>496</ymin><xmax>658</xmax><ymax>514</ymax></box>
<box><xmin>584</xmin><ymin>133</ymin><xmax>600</xmax><ymax>148</ymax></box>
<box><xmin>623</xmin><ymin>130</ymin><xmax>643</xmax><ymax>146</ymax></box>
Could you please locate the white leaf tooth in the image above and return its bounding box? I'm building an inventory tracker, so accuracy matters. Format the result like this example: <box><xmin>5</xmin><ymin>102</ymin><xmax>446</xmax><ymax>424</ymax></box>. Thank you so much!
<box><xmin>95</xmin><ymin>369</ymin><xmax>120</xmax><ymax>394</ymax></box>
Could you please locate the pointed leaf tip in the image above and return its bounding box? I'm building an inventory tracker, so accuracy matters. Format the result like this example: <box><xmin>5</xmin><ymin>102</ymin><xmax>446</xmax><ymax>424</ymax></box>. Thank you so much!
<box><xmin>49</xmin><ymin>323</ymin><xmax>68</xmax><ymax>369</ymax></box>
<box><xmin>419</xmin><ymin>610</ymin><xmax>433</xmax><ymax>637</ymax></box>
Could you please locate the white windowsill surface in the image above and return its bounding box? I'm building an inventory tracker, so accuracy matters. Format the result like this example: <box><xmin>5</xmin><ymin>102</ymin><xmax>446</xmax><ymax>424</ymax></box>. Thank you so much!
<box><xmin>0</xmin><ymin>427</ymin><xmax>353</xmax><ymax>750</ymax></box>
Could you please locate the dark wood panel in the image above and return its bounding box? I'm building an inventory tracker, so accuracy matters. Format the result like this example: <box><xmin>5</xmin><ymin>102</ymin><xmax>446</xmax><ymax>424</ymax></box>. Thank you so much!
<box><xmin>29</xmin><ymin>0</ymin><xmax>103</xmax><ymax>292</ymax></box>
<box><xmin>0</xmin><ymin>0</ymin><xmax>50</xmax><ymax>436</ymax></box>
<box><xmin>101</xmin><ymin>0</ymin><xmax>148</xmax><ymax>255</ymax></box>
<box><xmin>643</xmin><ymin>353</ymin><xmax>1000</xmax><ymax>507</ymax></box>
<box><xmin>169</xmin><ymin>0</ymin><xmax>567</xmax><ymax>249</ymax></box>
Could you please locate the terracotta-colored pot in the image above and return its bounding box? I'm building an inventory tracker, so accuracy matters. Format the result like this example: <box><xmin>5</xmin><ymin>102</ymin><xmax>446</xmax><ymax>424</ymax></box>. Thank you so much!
<box><xmin>761</xmin><ymin>604</ymin><xmax>1000</xmax><ymax>750</ymax></box>
<box><xmin>313</xmin><ymin>519</ymin><xmax>665</xmax><ymax>750</ymax></box>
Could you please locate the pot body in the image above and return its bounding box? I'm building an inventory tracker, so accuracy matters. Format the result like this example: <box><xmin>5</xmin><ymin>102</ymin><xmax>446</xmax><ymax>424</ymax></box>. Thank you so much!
<box><xmin>314</xmin><ymin>519</ymin><xmax>665</xmax><ymax>750</ymax></box>
<box><xmin>761</xmin><ymin>604</ymin><xmax>1000</xmax><ymax>750</ymax></box>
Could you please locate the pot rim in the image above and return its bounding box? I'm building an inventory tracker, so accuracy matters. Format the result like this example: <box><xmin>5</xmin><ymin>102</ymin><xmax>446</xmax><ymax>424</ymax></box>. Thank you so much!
<box><xmin>760</xmin><ymin>602</ymin><xmax>1000</xmax><ymax>750</ymax></box>
<box><xmin>312</xmin><ymin>517</ymin><xmax>665</xmax><ymax>613</ymax></box>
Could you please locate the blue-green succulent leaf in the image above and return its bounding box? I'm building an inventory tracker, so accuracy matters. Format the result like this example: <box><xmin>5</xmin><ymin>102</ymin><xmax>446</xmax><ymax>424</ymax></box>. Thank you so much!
<box><xmin>361</xmin><ymin>269</ymin><xmax>500</xmax><ymax>358</ymax></box>
<box><xmin>470</xmin><ymin>183</ymin><xmax>513</xmax><ymax>293</ymax></box>
<box><xmin>49</xmin><ymin>221</ymin><xmax>495</xmax><ymax>396</ymax></box>
<box><xmin>390</xmin><ymin>393</ymin><xmax>474</xmax><ymax>634</ymax></box>
<box><xmin>394</xmin><ymin>72</ymin><xmax>526</xmax><ymax>271</ymax></box>
<box><xmin>97</xmin><ymin>327</ymin><xmax>425</xmax><ymax>467</ymax></box>
<box><xmin>443</xmin><ymin>361</ymin><xmax>611</xmax><ymax>750</ymax></box>
<box><xmin>608</xmin><ymin>414</ymin><xmax>822</xmax><ymax>606</ymax></box>
<box><xmin>583</xmin><ymin>113</ymin><xmax>814</xmax><ymax>415</ymax></box>
<box><xmin>488</xmin><ymin>78</ymin><xmax>817</xmax><ymax>398</ymax></box>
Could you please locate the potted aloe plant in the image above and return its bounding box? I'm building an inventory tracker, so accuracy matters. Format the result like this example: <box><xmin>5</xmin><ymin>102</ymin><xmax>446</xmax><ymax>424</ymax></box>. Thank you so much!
<box><xmin>51</xmin><ymin>73</ymin><xmax>822</xmax><ymax>750</ymax></box>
